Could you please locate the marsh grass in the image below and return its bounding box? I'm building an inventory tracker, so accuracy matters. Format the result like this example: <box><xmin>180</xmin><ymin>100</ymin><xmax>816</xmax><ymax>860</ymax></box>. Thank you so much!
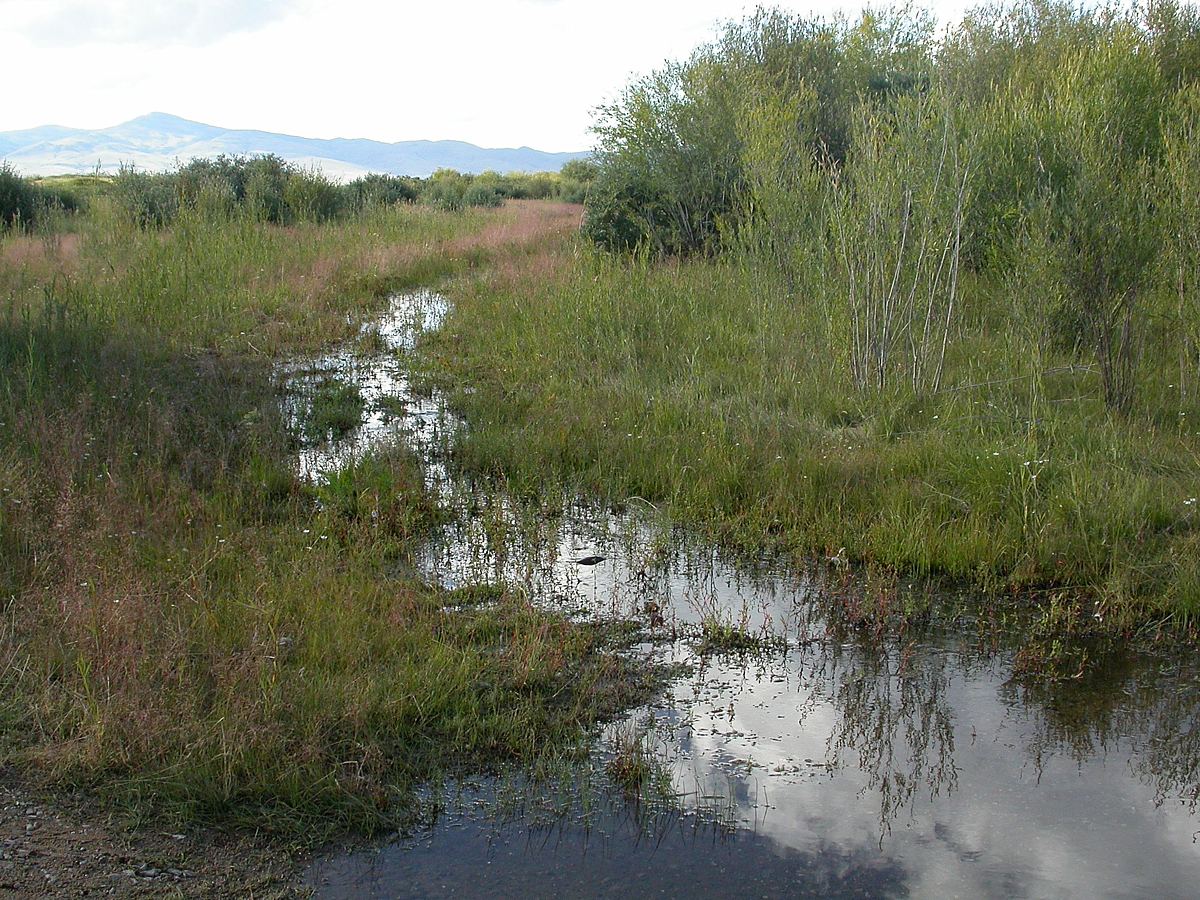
<box><xmin>693</xmin><ymin>604</ymin><xmax>788</xmax><ymax>655</ymax></box>
<box><xmin>304</xmin><ymin>377</ymin><xmax>365</xmax><ymax>443</ymax></box>
<box><xmin>420</xmin><ymin>245</ymin><xmax>1200</xmax><ymax>632</ymax></box>
<box><xmin>0</xmin><ymin>199</ymin><xmax>648</xmax><ymax>836</ymax></box>
<box><xmin>605</xmin><ymin>728</ymin><xmax>675</xmax><ymax>801</ymax></box>
<box><xmin>696</xmin><ymin>616</ymin><xmax>776</xmax><ymax>654</ymax></box>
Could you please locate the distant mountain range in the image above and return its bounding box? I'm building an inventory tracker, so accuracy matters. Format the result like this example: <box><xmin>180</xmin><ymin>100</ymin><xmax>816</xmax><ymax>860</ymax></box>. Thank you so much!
<box><xmin>0</xmin><ymin>113</ymin><xmax>588</xmax><ymax>180</ymax></box>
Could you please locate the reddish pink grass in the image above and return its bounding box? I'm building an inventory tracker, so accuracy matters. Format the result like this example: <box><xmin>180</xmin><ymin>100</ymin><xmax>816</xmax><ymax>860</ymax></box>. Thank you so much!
<box><xmin>0</xmin><ymin>233</ymin><xmax>82</xmax><ymax>275</ymax></box>
<box><xmin>283</xmin><ymin>252</ymin><xmax>341</xmax><ymax>302</ymax></box>
<box><xmin>443</xmin><ymin>200</ymin><xmax>583</xmax><ymax>256</ymax></box>
<box><xmin>437</xmin><ymin>200</ymin><xmax>583</xmax><ymax>292</ymax></box>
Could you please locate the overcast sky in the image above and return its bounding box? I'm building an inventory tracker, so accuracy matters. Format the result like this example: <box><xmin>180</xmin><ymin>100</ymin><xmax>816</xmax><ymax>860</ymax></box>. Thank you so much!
<box><xmin>1</xmin><ymin>0</ymin><xmax>973</xmax><ymax>150</ymax></box>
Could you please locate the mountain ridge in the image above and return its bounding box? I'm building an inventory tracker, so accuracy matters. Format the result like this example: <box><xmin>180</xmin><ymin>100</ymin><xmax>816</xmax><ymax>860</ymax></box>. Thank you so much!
<box><xmin>0</xmin><ymin>113</ymin><xmax>588</xmax><ymax>180</ymax></box>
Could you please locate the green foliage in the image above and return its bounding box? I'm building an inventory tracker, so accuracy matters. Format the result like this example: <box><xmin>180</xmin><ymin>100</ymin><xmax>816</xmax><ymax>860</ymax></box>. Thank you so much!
<box><xmin>1160</xmin><ymin>82</ymin><xmax>1200</xmax><ymax>398</ymax></box>
<box><xmin>416</xmin><ymin>167</ymin><xmax>582</xmax><ymax>211</ymax></box>
<box><xmin>423</xmin><ymin>171</ymin><xmax>467</xmax><ymax>211</ymax></box>
<box><xmin>1145</xmin><ymin>0</ymin><xmax>1200</xmax><ymax>88</ymax></box>
<box><xmin>827</xmin><ymin>88</ymin><xmax>972</xmax><ymax>394</ymax></box>
<box><xmin>586</xmin><ymin>1</ymin><xmax>1200</xmax><ymax>413</ymax></box>
<box><xmin>242</xmin><ymin>154</ymin><xmax>290</xmax><ymax>223</ymax></box>
<box><xmin>1047</xmin><ymin>34</ymin><xmax>1164</xmax><ymax>410</ymax></box>
<box><xmin>176</xmin><ymin>155</ymin><xmax>252</xmax><ymax>206</ymax></box>
<box><xmin>579</xmin><ymin>164</ymin><xmax>664</xmax><ymax>251</ymax></box>
<box><xmin>345</xmin><ymin>173</ymin><xmax>421</xmax><ymax>208</ymax></box>
<box><xmin>111</xmin><ymin>164</ymin><xmax>179</xmax><ymax>229</ymax></box>
<box><xmin>0</xmin><ymin>165</ymin><xmax>85</xmax><ymax>230</ymax></box>
<box><xmin>732</xmin><ymin>74</ymin><xmax>826</xmax><ymax>285</ymax></box>
<box><xmin>560</xmin><ymin>158</ymin><xmax>598</xmax><ymax>184</ymax></box>
<box><xmin>585</xmin><ymin>6</ymin><xmax>935</xmax><ymax>254</ymax></box>
<box><xmin>587</xmin><ymin>56</ymin><xmax>744</xmax><ymax>253</ymax></box>
<box><xmin>0</xmin><ymin>200</ymin><xmax>638</xmax><ymax>835</ymax></box>
<box><xmin>96</xmin><ymin>157</ymin><xmax>579</xmax><ymax>230</ymax></box>
<box><xmin>463</xmin><ymin>182</ymin><xmax>504</xmax><ymax>208</ymax></box>
<box><xmin>111</xmin><ymin>155</ymin><xmax>438</xmax><ymax>228</ymax></box>
<box><xmin>479</xmin><ymin>169</ymin><xmax>559</xmax><ymax>200</ymax></box>
<box><xmin>284</xmin><ymin>167</ymin><xmax>344</xmax><ymax>223</ymax></box>
<box><xmin>0</xmin><ymin>163</ymin><xmax>41</xmax><ymax>229</ymax></box>
<box><xmin>424</xmin><ymin>244</ymin><xmax>1200</xmax><ymax>630</ymax></box>
<box><xmin>304</xmin><ymin>377</ymin><xmax>365</xmax><ymax>443</ymax></box>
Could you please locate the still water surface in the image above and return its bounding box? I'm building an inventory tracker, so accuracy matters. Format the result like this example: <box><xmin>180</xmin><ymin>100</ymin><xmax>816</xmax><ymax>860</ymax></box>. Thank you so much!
<box><xmin>295</xmin><ymin>293</ymin><xmax>1199</xmax><ymax>898</ymax></box>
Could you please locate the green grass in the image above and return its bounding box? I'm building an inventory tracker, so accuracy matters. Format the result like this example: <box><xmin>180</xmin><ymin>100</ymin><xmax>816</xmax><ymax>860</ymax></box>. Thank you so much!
<box><xmin>305</xmin><ymin>377</ymin><xmax>365</xmax><ymax>443</ymax></box>
<box><xmin>696</xmin><ymin>616</ymin><xmax>779</xmax><ymax>654</ymax></box>
<box><xmin>419</xmin><ymin>248</ymin><xmax>1200</xmax><ymax>633</ymax></box>
<box><xmin>0</xmin><ymin>200</ymin><xmax>655</xmax><ymax>837</ymax></box>
<box><xmin>605</xmin><ymin>729</ymin><xmax>674</xmax><ymax>800</ymax></box>
<box><xmin>2</xmin><ymin>184</ymin><xmax>1194</xmax><ymax>843</ymax></box>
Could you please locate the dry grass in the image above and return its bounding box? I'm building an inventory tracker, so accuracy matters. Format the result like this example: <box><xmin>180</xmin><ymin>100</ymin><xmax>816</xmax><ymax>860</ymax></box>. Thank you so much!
<box><xmin>0</xmin><ymin>232</ymin><xmax>82</xmax><ymax>276</ymax></box>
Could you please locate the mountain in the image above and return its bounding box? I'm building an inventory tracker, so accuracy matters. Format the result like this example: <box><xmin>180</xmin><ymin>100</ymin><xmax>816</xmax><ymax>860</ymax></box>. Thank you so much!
<box><xmin>0</xmin><ymin>113</ymin><xmax>588</xmax><ymax>180</ymax></box>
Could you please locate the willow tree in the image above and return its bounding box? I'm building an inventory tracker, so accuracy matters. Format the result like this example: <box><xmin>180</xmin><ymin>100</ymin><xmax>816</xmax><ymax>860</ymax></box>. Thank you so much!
<box><xmin>827</xmin><ymin>88</ymin><xmax>972</xmax><ymax>395</ymax></box>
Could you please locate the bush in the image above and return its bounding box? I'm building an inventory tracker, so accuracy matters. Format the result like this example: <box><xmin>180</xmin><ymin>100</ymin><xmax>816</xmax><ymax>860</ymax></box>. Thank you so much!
<box><xmin>580</xmin><ymin>165</ymin><xmax>669</xmax><ymax>251</ymax></box>
<box><xmin>585</xmin><ymin>8</ymin><xmax>934</xmax><ymax>255</ymax></box>
<box><xmin>463</xmin><ymin>183</ymin><xmax>504</xmax><ymax>208</ymax></box>
<box><xmin>344</xmin><ymin>173</ymin><xmax>420</xmax><ymax>209</ymax></box>
<box><xmin>557</xmin><ymin>159</ymin><xmax>598</xmax><ymax>204</ymax></box>
<box><xmin>0</xmin><ymin>164</ymin><xmax>41</xmax><ymax>229</ymax></box>
<box><xmin>177</xmin><ymin>156</ymin><xmax>249</xmax><ymax>207</ymax></box>
<box><xmin>422</xmin><ymin>171</ymin><xmax>468</xmax><ymax>211</ymax></box>
<box><xmin>111</xmin><ymin>165</ymin><xmax>178</xmax><ymax>229</ymax></box>
<box><xmin>243</xmin><ymin>155</ymin><xmax>290</xmax><ymax>223</ymax></box>
<box><xmin>284</xmin><ymin>168</ymin><xmax>344</xmax><ymax>222</ymax></box>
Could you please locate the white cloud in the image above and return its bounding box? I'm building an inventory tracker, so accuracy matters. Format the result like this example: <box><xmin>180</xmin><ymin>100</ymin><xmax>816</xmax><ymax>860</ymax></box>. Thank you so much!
<box><xmin>0</xmin><ymin>0</ymin><xmax>301</xmax><ymax>46</ymax></box>
<box><xmin>0</xmin><ymin>0</ymin><xmax>976</xmax><ymax>150</ymax></box>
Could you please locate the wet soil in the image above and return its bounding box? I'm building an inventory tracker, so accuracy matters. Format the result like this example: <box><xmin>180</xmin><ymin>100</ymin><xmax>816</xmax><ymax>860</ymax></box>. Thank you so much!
<box><xmin>0</xmin><ymin>778</ymin><xmax>305</xmax><ymax>898</ymax></box>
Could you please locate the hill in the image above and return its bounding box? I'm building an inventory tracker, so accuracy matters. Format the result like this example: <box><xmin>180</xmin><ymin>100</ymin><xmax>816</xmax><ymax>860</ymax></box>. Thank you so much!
<box><xmin>0</xmin><ymin>112</ymin><xmax>587</xmax><ymax>179</ymax></box>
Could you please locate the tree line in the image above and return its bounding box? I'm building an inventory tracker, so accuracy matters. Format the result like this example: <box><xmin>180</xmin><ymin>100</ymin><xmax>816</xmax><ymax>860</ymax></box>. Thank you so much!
<box><xmin>0</xmin><ymin>155</ymin><xmax>598</xmax><ymax>231</ymax></box>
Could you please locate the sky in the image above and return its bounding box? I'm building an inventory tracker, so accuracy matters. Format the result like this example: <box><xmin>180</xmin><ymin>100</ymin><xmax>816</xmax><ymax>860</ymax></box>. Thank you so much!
<box><xmin>0</xmin><ymin>0</ymin><xmax>973</xmax><ymax>151</ymax></box>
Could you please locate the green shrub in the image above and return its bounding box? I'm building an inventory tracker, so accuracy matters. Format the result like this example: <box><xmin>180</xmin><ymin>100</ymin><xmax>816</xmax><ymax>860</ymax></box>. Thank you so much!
<box><xmin>111</xmin><ymin>165</ymin><xmax>178</xmax><ymax>229</ymax></box>
<box><xmin>422</xmin><ymin>171</ymin><xmax>467</xmax><ymax>211</ymax></box>
<box><xmin>463</xmin><ymin>182</ymin><xmax>503</xmax><ymax>208</ymax></box>
<box><xmin>0</xmin><ymin>163</ymin><xmax>41</xmax><ymax>229</ymax></box>
<box><xmin>557</xmin><ymin>160</ymin><xmax>597</xmax><ymax>204</ymax></box>
<box><xmin>344</xmin><ymin>173</ymin><xmax>420</xmax><ymax>209</ymax></box>
<box><xmin>284</xmin><ymin>168</ymin><xmax>344</xmax><ymax>222</ymax></box>
<box><xmin>243</xmin><ymin>155</ymin><xmax>291</xmax><ymax>223</ymax></box>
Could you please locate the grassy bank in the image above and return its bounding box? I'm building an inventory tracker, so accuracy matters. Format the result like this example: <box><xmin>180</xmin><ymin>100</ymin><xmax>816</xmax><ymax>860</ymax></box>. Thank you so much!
<box><xmin>0</xmin><ymin>200</ymin><xmax>656</xmax><ymax>835</ymax></box>
<box><xmin>435</xmin><ymin>2</ymin><xmax>1199</xmax><ymax>638</ymax></box>
<box><xmin>421</xmin><ymin>249</ymin><xmax>1200</xmax><ymax>632</ymax></box>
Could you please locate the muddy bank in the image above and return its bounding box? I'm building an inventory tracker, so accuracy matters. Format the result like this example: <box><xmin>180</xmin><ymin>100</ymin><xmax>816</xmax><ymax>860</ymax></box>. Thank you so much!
<box><xmin>0</xmin><ymin>779</ymin><xmax>305</xmax><ymax>897</ymax></box>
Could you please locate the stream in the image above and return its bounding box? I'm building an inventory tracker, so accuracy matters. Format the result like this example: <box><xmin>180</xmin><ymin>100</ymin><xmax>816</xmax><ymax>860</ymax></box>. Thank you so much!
<box><xmin>291</xmin><ymin>292</ymin><xmax>1200</xmax><ymax>899</ymax></box>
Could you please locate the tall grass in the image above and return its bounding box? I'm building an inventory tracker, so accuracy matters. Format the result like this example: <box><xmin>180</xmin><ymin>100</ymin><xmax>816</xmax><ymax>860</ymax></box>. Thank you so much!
<box><xmin>0</xmin><ymin>199</ymin><xmax>647</xmax><ymax>835</ymax></box>
<box><xmin>407</xmin><ymin>1</ymin><xmax>1195</xmax><ymax>632</ymax></box>
<box><xmin>421</xmin><ymin>246</ymin><xmax>1200</xmax><ymax>629</ymax></box>
<box><xmin>585</xmin><ymin>2</ymin><xmax>1200</xmax><ymax>418</ymax></box>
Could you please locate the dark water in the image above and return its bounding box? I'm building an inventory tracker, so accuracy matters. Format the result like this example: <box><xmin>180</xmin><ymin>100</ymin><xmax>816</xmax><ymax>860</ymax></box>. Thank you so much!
<box><xmin>294</xmin><ymin>293</ymin><xmax>1200</xmax><ymax>899</ymax></box>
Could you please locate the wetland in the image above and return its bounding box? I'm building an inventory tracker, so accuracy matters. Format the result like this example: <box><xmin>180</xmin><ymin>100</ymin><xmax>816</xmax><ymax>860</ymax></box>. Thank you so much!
<box><xmin>5</xmin><ymin>8</ymin><xmax>1200</xmax><ymax>882</ymax></box>
<box><xmin>293</xmin><ymin>287</ymin><xmax>1200</xmax><ymax>899</ymax></box>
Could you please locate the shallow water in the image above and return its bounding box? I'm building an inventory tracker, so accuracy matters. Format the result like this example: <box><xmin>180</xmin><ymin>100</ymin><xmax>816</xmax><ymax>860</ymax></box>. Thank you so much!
<box><xmin>294</xmin><ymin>293</ymin><xmax>1200</xmax><ymax>899</ymax></box>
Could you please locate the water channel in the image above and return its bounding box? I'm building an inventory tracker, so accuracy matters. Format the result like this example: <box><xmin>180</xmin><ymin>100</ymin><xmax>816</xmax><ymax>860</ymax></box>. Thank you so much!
<box><xmin>291</xmin><ymin>292</ymin><xmax>1199</xmax><ymax>898</ymax></box>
